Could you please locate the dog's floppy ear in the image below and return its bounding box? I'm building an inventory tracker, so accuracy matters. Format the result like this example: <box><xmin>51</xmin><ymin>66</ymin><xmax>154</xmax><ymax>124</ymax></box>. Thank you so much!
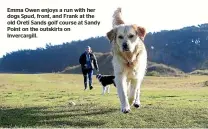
<box><xmin>132</xmin><ymin>24</ymin><xmax>146</xmax><ymax>39</ymax></box>
<box><xmin>137</xmin><ymin>26</ymin><xmax>146</xmax><ymax>38</ymax></box>
<box><xmin>107</xmin><ymin>29</ymin><xmax>116</xmax><ymax>43</ymax></box>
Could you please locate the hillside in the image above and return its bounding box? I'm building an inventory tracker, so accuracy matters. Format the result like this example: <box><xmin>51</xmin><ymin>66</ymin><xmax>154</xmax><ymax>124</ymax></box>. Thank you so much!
<box><xmin>0</xmin><ymin>37</ymin><xmax>111</xmax><ymax>73</ymax></box>
<box><xmin>62</xmin><ymin>53</ymin><xmax>184</xmax><ymax>76</ymax></box>
<box><xmin>190</xmin><ymin>69</ymin><xmax>208</xmax><ymax>75</ymax></box>
<box><xmin>63</xmin><ymin>53</ymin><xmax>113</xmax><ymax>74</ymax></box>
<box><xmin>0</xmin><ymin>23</ymin><xmax>208</xmax><ymax>73</ymax></box>
<box><xmin>200</xmin><ymin>60</ymin><xmax>208</xmax><ymax>70</ymax></box>
<box><xmin>145</xmin><ymin>23</ymin><xmax>208</xmax><ymax>72</ymax></box>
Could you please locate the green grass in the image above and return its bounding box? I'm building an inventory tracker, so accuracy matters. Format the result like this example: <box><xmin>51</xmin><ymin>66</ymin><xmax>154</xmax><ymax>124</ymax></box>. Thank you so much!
<box><xmin>0</xmin><ymin>74</ymin><xmax>208</xmax><ymax>128</ymax></box>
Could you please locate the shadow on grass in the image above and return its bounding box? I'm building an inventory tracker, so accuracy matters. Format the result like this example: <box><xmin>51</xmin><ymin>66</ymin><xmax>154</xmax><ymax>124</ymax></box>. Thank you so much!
<box><xmin>148</xmin><ymin>95</ymin><xmax>179</xmax><ymax>99</ymax></box>
<box><xmin>0</xmin><ymin>105</ymin><xmax>117</xmax><ymax>128</ymax></box>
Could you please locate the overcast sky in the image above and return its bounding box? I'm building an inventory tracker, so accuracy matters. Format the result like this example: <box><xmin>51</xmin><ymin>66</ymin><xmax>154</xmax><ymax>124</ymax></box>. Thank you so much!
<box><xmin>0</xmin><ymin>0</ymin><xmax>208</xmax><ymax>57</ymax></box>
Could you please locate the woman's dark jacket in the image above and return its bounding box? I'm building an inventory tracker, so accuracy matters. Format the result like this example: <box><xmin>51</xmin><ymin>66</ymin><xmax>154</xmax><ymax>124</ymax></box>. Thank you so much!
<box><xmin>79</xmin><ymin>52</ymin><xmax>99</xmax><ymax>71</ymax></box>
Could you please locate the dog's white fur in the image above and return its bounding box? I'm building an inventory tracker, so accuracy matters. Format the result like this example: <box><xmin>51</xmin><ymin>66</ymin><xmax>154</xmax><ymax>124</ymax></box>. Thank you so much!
<box><xmin>107</xmin><ymin>8</ymin><xmax>147</xmax><ymax>113</ymax></box>
<box><xmin>102</xmin><ymin>86</ymin><xmax>110</xmax><ymax>95</ymax></box>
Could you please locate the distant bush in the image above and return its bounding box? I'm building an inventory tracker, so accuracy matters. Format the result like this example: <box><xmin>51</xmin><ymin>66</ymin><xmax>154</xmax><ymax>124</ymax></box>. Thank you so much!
<box><xmin>146</xmin><ymin>71</ymin><xmax>160</xmax><ymax>76</ymax></box>
<box><xmin>204</xmin><ymin>81</ymin><xmax>208</xmax><ymax>87</ymax></box>
<box><xmin>190</xmin><ymin>70</ymin><xmax>208</xmax><ymax>75</ymax></box>
<box><xmin>147</xmin><ymin>64</ymin><xmax>185</xmax><ymax>76</ymax></box>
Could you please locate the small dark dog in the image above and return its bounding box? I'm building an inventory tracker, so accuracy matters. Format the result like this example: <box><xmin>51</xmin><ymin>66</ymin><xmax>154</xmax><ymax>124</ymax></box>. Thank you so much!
<box><xmin>96</xmin><ymin>74</ymin><xmax>116</xmax><ymax>95</ymax></box>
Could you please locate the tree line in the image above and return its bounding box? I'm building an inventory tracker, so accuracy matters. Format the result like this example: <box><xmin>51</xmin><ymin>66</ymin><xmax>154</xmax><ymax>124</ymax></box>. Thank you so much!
<box><xmin>0</xmin><ymin>23</ymin><xmax>208</xmax><ymax>73</ymax></box>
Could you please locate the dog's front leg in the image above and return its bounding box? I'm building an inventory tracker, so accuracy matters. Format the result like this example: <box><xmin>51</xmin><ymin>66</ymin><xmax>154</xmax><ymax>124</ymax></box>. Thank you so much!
<box><xmin>134</xmin><ymin>88</ymin><xmax>141</xmax><ymax>108</ymax></box>
<box><xmin>129</xmin><ymin>79</ymin><xmax>142</xmax><ymax>108</ymax></box>
<box><xmin>107</xmin><ymin>86</ymin><xmax>110</xmax><ymax>94</ymax></box>
<box><xmin>131</xmin><ymin>78</ymin><xmax>143</xmax><ymax>108</ymax></box>
<box><xmin>115</xmin><ymin>74</ymin><xmax>130</xmax><ymax>113</ymax></box>
<box><xmin>102</xmin><ymin>86</ymin><xmax>105</xmax><ymax>95</ymax></box>
<box><xmin>129</xmin><ymin>79</ymin><xmax>137</xmax><ymax>106</ymax></box>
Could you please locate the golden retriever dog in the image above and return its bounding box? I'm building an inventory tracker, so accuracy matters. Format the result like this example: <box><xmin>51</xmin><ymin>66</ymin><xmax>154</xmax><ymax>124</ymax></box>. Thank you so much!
<box><xmin>106</xmin><ymin>8</ymin><xmax>147</xmax><ymax>113</ymax></box>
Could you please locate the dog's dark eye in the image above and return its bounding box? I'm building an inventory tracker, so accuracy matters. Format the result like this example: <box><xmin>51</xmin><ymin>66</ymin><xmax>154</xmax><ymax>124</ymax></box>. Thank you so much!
<box><xmin>128</xmin><ymin>34</ymin><xmax>134</xmax><ymax>38</ymax></box>
<box><xmin>118</xmin><ymin>35</ymin><xmax>124</xmax><ymax>39</ymax></box>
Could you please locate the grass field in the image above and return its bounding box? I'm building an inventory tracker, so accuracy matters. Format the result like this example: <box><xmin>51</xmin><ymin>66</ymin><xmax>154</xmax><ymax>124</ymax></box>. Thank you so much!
<box><xmin>0</xmin><ymin>74</ymin><xmax>208</xmax><ymax>128</ymax></box>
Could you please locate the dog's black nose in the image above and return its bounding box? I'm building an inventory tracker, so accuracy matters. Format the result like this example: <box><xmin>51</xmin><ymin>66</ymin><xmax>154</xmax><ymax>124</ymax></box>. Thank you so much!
<box><xmin>122</xmin><ymin>43</ymin><xmax>129</xmax><ymax>51</ymax></box>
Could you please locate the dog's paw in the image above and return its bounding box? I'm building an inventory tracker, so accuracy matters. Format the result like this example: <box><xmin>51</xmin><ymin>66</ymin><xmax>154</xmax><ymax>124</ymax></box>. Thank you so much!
<box><xmin>133</xmin><ymin>103</ymin><xmax>140</xmax><ymax>108</ymax></box>
<box><xmin>121</xmin><ymin>107</ymin><xmax>130</xmax><ymax>114</ymax></box>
